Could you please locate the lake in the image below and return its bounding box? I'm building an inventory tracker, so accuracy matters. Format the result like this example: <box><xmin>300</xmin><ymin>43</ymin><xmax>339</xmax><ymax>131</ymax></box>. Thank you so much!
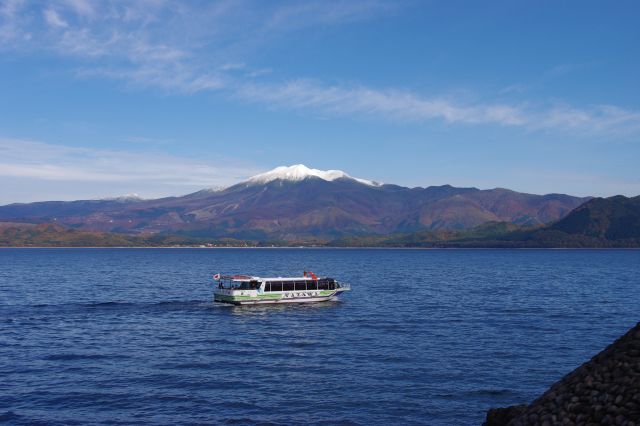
<box><xmin>1</xmin><ymin>248</ymin><xmax>639</xmax><ymax>425</ymax></box>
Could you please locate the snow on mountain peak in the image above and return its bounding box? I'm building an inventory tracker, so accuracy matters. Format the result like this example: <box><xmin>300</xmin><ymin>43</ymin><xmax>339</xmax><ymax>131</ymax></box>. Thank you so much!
<box><xmin>101</xmin><ymin>193</ymin><xmax>144</xmax><ymax>202</ymax></box>
<box><xmin>247</xmin><ymin>164</ymin><xmax>381</xmax><ymax>186</ymax></box>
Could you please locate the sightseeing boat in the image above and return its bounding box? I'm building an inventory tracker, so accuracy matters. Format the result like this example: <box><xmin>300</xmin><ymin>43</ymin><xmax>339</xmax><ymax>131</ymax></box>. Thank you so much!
<box><xmin>212</xmin><ymin>271</ymin><xmax>350</xmax><ymax>305</ymax></box>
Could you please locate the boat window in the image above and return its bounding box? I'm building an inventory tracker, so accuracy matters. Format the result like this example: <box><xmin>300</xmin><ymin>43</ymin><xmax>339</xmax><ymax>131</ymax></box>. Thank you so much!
<box><xmin>258</xmin><ymin>280</ymin><xmax>329</xmax><ymax>291</ymax></box>
<box><xmin>269</xmin><ymin>281</ymin><xmax>283</xmax><ymax>292</ymax></box>
<box><xmin>282</xmin><ymin>281</ymin><xmax>294</xmax><ymax>291</ymax></box>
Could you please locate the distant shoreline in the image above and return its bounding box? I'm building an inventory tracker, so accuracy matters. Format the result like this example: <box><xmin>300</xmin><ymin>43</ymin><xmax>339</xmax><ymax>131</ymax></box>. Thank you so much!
<box><xmin>3</xmin><ymin>195</ymin><xmax>639</xmax><ymax>249</ymax></box>
<box><xmin>1</xmin><ymin>246</ymin><xmax>639</xmax><ymax>250</ymax></box>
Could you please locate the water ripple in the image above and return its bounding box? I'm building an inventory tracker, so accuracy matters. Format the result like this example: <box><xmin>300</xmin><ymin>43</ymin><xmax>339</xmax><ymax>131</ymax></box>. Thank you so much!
<box><xmin>1</xmin><ymin>248</ymin><xmax>639</xmax><ymax>425</ymax></box>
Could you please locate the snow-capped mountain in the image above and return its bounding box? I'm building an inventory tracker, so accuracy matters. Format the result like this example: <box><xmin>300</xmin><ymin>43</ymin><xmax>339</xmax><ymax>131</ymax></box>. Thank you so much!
<box><xmin>246</xmin><ymin>164</ymin><xmax>381</xmax><ymax>187</ymax></box>
<box><xmin>0</xmin><ymin>165</ymin><xmax>590</xmax><ymax>240</ymax></box>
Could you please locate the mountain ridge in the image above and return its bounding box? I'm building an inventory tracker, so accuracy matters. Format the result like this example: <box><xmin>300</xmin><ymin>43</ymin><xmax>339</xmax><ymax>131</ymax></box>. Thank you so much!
<box><xmin>333</xmin><ymin>195</ymin><xmax>640</xmax><ymax>248</ymax></box>
<box><xmin>0</xmin><ymin>165</ymin><xmax>591</xmax><ymax>240</ymax></box>
<box><xmin>2</xmin><ymin>196</ymin><xmax>638</xmax><ymax>247</ymax></box>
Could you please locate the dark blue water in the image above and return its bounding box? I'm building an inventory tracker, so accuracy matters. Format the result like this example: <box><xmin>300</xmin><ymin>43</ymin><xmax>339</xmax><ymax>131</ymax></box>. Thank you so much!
<box><xmin>1</xmin><ymin>249</ymin><xmax>639</xmax><ymax>425</ymax></box>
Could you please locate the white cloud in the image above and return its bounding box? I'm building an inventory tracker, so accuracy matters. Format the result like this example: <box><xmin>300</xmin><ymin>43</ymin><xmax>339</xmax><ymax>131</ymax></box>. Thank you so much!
<box><xmin>0</xmin><ymin>0</ymin><xmax>29</xmax><ymax>43</ymax></box>
<box><xmin>499</xmin><ymin>84</ymin><xmax>528</xmax><ymax>95</ymax></box>
<box><xmin>219</xmin><ymin>62</ymin><xmax>245</xmax><ymax>71</ymax></box>
<box><xmin>63</xmin><ymin>0</ymin><xmax>96</xmax><ymax>19</ymax></box>
<box><xmin>0</xmin><ymin>137</ymin><xmax>261</xmax><ymax>203</ymax></box>
<box><xmin>237</xmin><ymin>79</ymin><xmax>518</xmax><ymax>125</ymax></box>
<box><xmin>43</xmin><ymin>8</ymin><xmax>68</xmax><ymax>28</ymax></box>
<box><xmin>0</xmin><ymin>1</ymin><xmax>396</xmax><ymax>91</ymax></box>
<box><xmin>245</xmin><ymin>68</ymin><xmax>272</xmax><ymax>78</ymax></box>
<box><xmin>237</xmin><ymin>79</ymin><xmax>640</xmax><ymax>136</ymax></box>
<box><xmin>545</xmin><ymin>63</ymin><xmax>583</xmax><ymax>78</ymax></box>
<box><xmin>1</xmin><ymin>1</ymin><xmax>639</xmax><ymax>138</ymax></box>
<box><xmin>77</xmin><ymin>64</ymin><xmax>226</xmax><ymax>93</ymax></box>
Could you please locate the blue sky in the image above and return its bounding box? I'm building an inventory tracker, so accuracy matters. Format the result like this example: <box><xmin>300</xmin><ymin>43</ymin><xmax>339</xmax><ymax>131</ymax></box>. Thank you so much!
<box><xmin>1</xmin><ymin>0</ymin><xmax>639</xmax><ymax>203</ymax></box>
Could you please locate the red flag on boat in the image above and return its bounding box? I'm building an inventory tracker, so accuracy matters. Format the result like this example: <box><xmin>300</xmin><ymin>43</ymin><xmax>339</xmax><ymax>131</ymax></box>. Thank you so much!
<box><xmin>213</xmin><ymin>273</ymin><xmax>221</xmax><ymax>280</ymax></box>
<box><xmin>304</xmin><ymin>271</ymin><xmax>318</xmax><ymax>280</ymax></box>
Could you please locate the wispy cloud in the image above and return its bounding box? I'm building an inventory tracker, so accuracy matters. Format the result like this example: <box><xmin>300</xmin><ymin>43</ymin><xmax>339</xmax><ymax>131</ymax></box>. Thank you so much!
<box><xmin>219</xmin><ymin>62</ymin><xmax>245</xmax><ymax>71</ymax></box>
<box><xmin>0</xmin><ymin>0</ymin><xmax>29</xmax><ymax>43</ymax></box>
<box><xmin>545</xmin><ymin>63</ymin><xmax>584</xmax><ymax>78</ymax></box>
<box><xmin>237</xmin><ymin>80</ymin><xmax>527</xmax><ymax>125</ymax></box>
<box><xmin>499</xmin><ymin>83</ymin><xmax>529</xmax><ymax>95</ymax></box>
<box><xmin>245</xmin><ymin>68</ymin><xmax>272</xmax><ymax>78</ymax></box>
<box><xmin>2</xmin><ymin>1</ymin><xmax>639</xmax><ymax>138</ymax></box>
<box><xmin>0</xmin><ymin>137</ymin><xmax>261</xmax><ymax>202</ymax></box>
<box><xmin>43</xmin><ymin>8</ymin><xmax>68</xmax><ymax>28</ymax></box>
<box><xmin>77</xmin><ymin>64</ymin><xmax>226</xmax><ymax>93</ymax></box>
<box><xmin>63</xmin><ymin>0</ymin><xmax>96</xmax><ymax>19</ymax></box>
<box><xmin>1</xmin><ymin>0</ymin><xmax>392</xmax><ymax>91</ymax></box>
<box><xmin>237</xmin><ymin>79</ymin><xmax>640</xmax><ymax>136</ymax></box>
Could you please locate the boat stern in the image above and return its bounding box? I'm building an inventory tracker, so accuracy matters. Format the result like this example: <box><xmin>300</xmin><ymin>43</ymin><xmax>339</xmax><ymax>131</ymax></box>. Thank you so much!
<box><xmin>213</xmin><ymin>288</ymin><xmax>259</xmax><ymax>305</ymax></box>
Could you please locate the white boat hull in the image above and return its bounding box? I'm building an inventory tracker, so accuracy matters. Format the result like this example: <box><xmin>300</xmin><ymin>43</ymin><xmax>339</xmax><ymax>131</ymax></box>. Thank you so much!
<box><xmin>213</xmin><ymin>290</ymin><xmax>346</xmax><ymax>305</ymax></box>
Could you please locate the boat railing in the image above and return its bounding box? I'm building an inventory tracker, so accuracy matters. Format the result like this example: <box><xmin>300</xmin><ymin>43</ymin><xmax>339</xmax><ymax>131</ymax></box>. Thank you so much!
<box><xmin>337</xmin><ymin>282</ymin><xmax>351</xmax><ymax>291</ymax></box>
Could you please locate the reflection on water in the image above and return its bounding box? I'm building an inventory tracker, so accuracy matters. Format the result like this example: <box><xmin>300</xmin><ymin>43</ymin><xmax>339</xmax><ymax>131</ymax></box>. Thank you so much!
<box><xmin>223</xmin><ymin>298</ymin><xmax>343</xmax><ymax>316</ymax></box>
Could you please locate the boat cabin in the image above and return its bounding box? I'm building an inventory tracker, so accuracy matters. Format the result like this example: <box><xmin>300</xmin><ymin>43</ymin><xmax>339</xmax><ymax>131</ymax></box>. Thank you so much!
<box><xmin>263</xmin><ymin>278</ymin><xmax>336</xmax><ymax>292</ymax></box>
<box><xmin>216</xmin><ymin>275</ymin><xmax>337</xmax><ymax>292</ymax></box>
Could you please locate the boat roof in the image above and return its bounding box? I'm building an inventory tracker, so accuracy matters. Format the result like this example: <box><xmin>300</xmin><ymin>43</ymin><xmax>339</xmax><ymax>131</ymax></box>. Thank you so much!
<box><xmin>221</xmin><ymin>275</ymin><xmax>324</xmax><ymax>282</ymax></box>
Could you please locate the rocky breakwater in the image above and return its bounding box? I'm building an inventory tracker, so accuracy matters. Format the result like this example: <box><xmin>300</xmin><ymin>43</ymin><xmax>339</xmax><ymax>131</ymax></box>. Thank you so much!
<box><xmin>484</xmin><ymin>321</ymin><xmax>640</xmax><ymax>425</ymax></box>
